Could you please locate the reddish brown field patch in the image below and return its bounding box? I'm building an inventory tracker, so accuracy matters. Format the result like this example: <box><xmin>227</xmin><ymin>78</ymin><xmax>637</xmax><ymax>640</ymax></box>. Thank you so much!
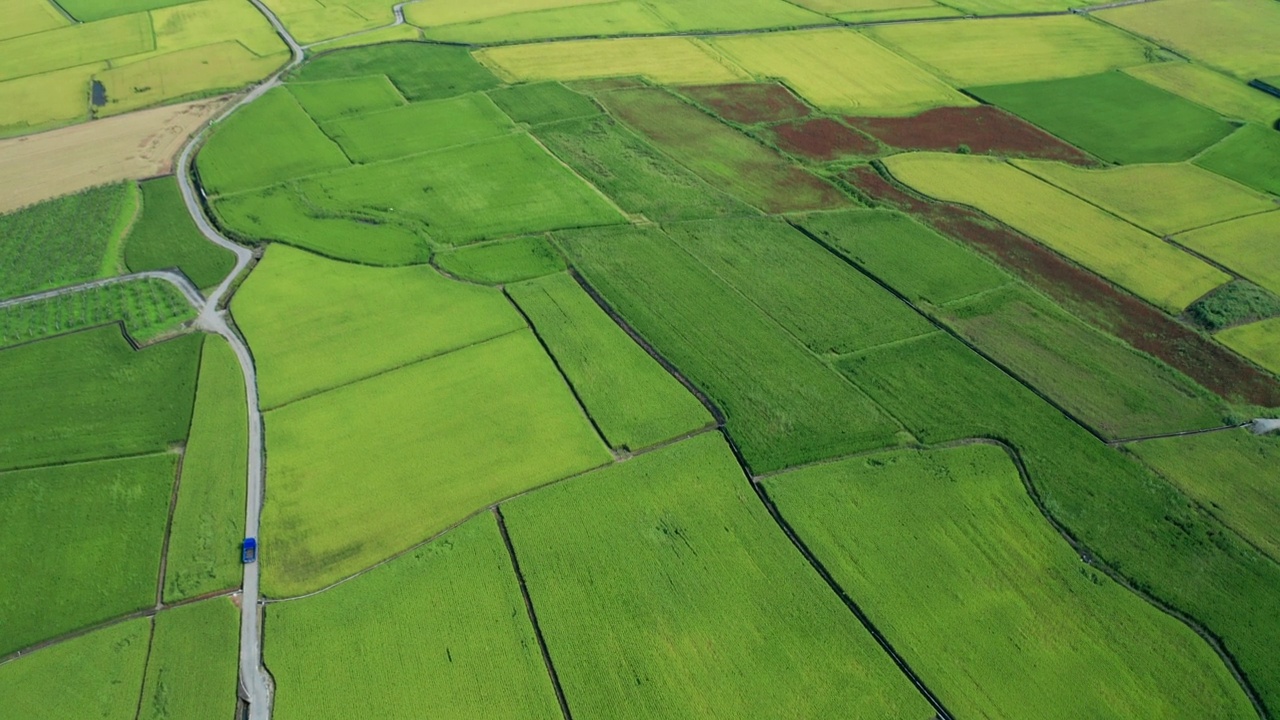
<box><xmin>846</xmin><ymin>106</ymin><xmax>1096</xmax><ymax>166</ymax></box>
<box><xmin>681</xmin><ymin>83</ymin><xmax>810</xmax><ymax>124</ymax></box>
<box><xmin>844</xmin><ymin>164</ymin><xmax>1280</xmax><ymax>407</ymax></box>
<box><xmin>767</xmin><ymin>118</ymin><xmax>879</xmax><ymax>161</ymax></box>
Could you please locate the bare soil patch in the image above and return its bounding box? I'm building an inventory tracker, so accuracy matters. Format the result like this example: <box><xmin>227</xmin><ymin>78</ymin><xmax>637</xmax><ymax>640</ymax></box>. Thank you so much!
<box><xmin>767</xmin><ymin>118</ymin><xmax>879</xmax><ymax>161</ymax></box>
<box><xmin>844</xmin><ymin>164</ymin><xmax>1280</xmax><ymax>407</ymax></box>
<box><xmin>846</xmin><ymin>106</ymin><xmax>1096</xmax><ymax>166</ymax></box>
<box><xmin>682</xmin><ymin>83</ymin><xmax>810</xmax><ymax>124</ymax></box>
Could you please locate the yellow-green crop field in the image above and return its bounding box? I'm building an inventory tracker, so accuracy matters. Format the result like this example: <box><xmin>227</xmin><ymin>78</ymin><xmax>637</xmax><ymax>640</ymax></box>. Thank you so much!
<box><xmin>260</xmin><ymin>0</ymin><xmax>394</xmax><ymax>44</ymax></box>
<box><xmin>475</xmin><ymin>37</ymin><xmax>750</xmax><ymax>85</ymax></box>
<box><xmin>865</xmin><ymin>15</ymin><xmax>1153</xmax><ymax>87</ymax></box>
<box><xmin>1015</xmin><ymin>160</ymin><xmax>1277</xmax><ymax>236</ymax></box>
<box><xmin>1125</xmin><ymin>62</ymin><xmax>1280</xmax><ymax>126</ymax></box>
<box><xmin>2</xmin><ymin>0</ymin><xmax>69</xmax><ymax>40</ymax></box>
<box><xmin>1098</xmin><ymin>0</ymin><xmax>1280</xmax><ymax>79</ymax></box>
<box><xmin>1218</xmin><ymin>318</ymin><xmax>1280</xmax><ymax>375</ymax></box>
<box><xmin>1177</xmin><ymin>211</ymin><xmax>1280</xmax><ymax>297</ymax></box>
<box><xmin>710</xmin><ymin>29</ymin><xmax>972</xmax><ymax>114</ymax></box>
<box><xmin>416</xmin><ymin>1</ymin><xmax>671</xmax><ymax>44</ymax></box>
<box><xmin>884</xmin><ymin>153</ymin><xmax>1231</xmax><ymax>311</ymax></box>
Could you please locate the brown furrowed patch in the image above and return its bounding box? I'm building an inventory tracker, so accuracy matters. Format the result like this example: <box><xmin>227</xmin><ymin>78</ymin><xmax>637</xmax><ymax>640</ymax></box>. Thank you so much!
<box><xmin>846</xmin><ymin>106</ymin><xmax>1096</xmax><ymax>166</ymax></box>
<box><xmin>767</xmin><ymin>118</ymin><xmax>880</xmax><ymax>161</ymax></box>
<box><xmin>681</xmin><ymin>83</ymin><xmax>811</xmax><ymax>124</ymax></box>
<box><xmin>844</xmin><ymin>164</ymin><xmax>1280</xmax><ymax>407</ymax></box>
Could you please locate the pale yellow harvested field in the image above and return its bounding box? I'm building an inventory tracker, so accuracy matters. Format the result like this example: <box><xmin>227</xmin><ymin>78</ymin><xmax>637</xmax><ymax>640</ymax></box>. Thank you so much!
<box><xmin>475</xmin><ymin>37</ymin><xmax>750</xmax><ymax>85</ymax></box>
<box><xmin>1124</xmin><ymin>62</ymin><xmax>1280</xmax><ymax>125</ymax></box>
<box><xmin>0</xmin><ymin>97</ymin><xmax>229</xmax><ymax>212</ymax></box>
<box><xmin>1098</xmin><ymin>0</ymin><xmax>1280</xmax><ymax>78</ymax></box>
<box><xmin>406</xmin><ymin>0</ymin><xmax>612</xmax><ymax>27</ymax></box>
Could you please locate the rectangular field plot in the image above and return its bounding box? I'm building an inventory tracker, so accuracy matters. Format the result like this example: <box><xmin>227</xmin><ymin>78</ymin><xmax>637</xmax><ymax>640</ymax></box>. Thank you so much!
<box><xmin>534</xmin><ymin>116</ymin><xmax>756</xmax><ymax>222</ymax></box>
<box><xmin>1133</xmin><ymin>430</ymin><xmax>1280</xmax><ymax>560</ymax></box>
<box><xmin>0</xmin><ymin>618</ymin><xmax>150</xmax><ymax>717</ymax></box>
<box><xmin>944</xmin><ymin>285</ymin><xmax>1227</xmax><ymax>439</ymax></box>
<box><xmin>268</xmin><ymin>514</ymin><xmax>560</xmax><ymax>720</ymax></box>
<box><xmin>163</xmin><ymin>337</ymin><xmax>246</xmax><ymax>602</ymax></box>
<box><xmin>488</xmin><ymin>81</ymin><xmax>600</xmax><ymax>126</ymax></box>
<box><xmin>2</xmin><ymin>0</ymin><xmax>69</xmax><ymax>40</ymax></box>
<box><xmin>291</xmin><ymin>43</ymin><xmax>500</xmax><ymax>101</ymax></box>
<box><xmin>1015</xmin><ymin>160</ymin><xmax>1276</xmax><ymax>236</ymax></box>
<box><xmin>1218</xmin><ymin>318</ymin><xmax>1280</xmax><ymax>374</ymax></box>
<box><xmin>557</xmin><ymin>224</ymin><xmax>902</xmax><ymax>473</ymax></box>
<box><xmin>434</xmin><ymin>235</ymin><xmax>566</xmax><ymax>284</ymax></box>
<box><xmin>599</xmin><ymin>88</ymin><xmax>850</xmax><ymax>213</ymax></box>
<box><xmin>287</xmin><ymin>76</ymin><xmax>406</xmax><ymax>121</ymax></box>
<box><xmin>474</xmin><ymin>37</ymin><xmax>750</xmax><ymax>86</ymax></box>
<box><xmin>95</xmin><ymin>42</ymin><xmax>287</xmax><ymax>118</ymax></box>
<box><xmin>508</xmin><ymin>273</ymin><xmax>712</xmax><ymax>450</ymax></box>
<box><xmin>1194</xmin><ymin>123</ymin><xmax>1280</xmax><ymax>196</ymax></box>
<box><xmin>197</xmin><ymin>88</ymin><xmax>349</xmax><ymax>196</ymax></box>
<box><xmin>1177</xmin><ymin>212</ymin><xmax>1280</xmax><ymax>296</ymax></box>
<box><xmin>407</xmin><ymin>0</ymin><xmax>616</xmax><ymax>26</ymax></box>
<box><xmin>260</xmin><ymin>330</ymin><xmax>610</xmax><ymax>596</ymax></box>
<box><xmin>765</xmin><ymin>444</ymin><xmax>1255</xmax><ymax>720</ymax></box>
<box><xmin>970</xmin><ymin>72</ymin><xmax>1237</xmax><ymax>164</ymax></box>
<box><xmin>125</xmin><ymin>177</ymin><xmax>236</xmax><ymax>290</ymax></box>
<box><xmin>299</xmin><ymin>133</ymin><xmax>625</xmax><ymax>245</ymax></box>
<box><xmin>1125</xmin><ymin>62</ymin><xmax>1280</xmax><ymax>126</ymax></box>
<box><xmin>503</xmin><ymin>433</ymin><xmax>932</xmax><ymax>718</ymax></box>
<box><xmin>1098</xmin><ymin>0</ymin><xmax>1280</xmax><ymax>79</ymax></box>
<box><xmin>0</xmin><ymin>63</ymin><xmax>97</xmax><ymax>136</ymax></box>
<box><xmin>710</xmin><ymin>28</ymin><xmax>972</xmax><ymax>114</ymax></box>
<box><xmin>0</xmin><ymin>277</ymin><xmax>196</xmax><ymax>349</ymax></box>
<box><xmin>59</xmin><ymin>0</ymin><xmax>199</xmax><ymax>21</ymax></box>
<box><xmin>138</xmin><ymin>599</ymin><xmax>239</xmax><ymax>720</ymax></box>
<box><xmin>883</xmin><ymin>153</ymin><xmax>1230</xmax><ymax>311</ymax></box>
<box><xmin>321</xmin><ymin>93</ymin><xmax>514</xmax><ymax>163</ymax></box>
<box><xmin>642</xmin><ymin>0</ymin><xmax>830</xmax><ymax>31</ymax></box>
<box><xmin>416</xmin><ymin>1</ymin><xmax>672</xmax><ymax>44</ymax></box>
<box><xmin>798</xmin><ymin>209</ymin><xmax>1010</xmax><ymax>306</ymax></box>
<box><xmin>865</xmin><ymin>16</ymin><xmax>1151</xmax><ymax>87</ymax></box>
<box><xmin>233</xmin><ymin>244</ymin><xmax>524</xmax><ymax>409</ymax></box>
<box><xmin>662</xmin><ymin>218</ymin><xmax>933</xmax><ymax>353</ymax></box>
<box><xmin>0</xmin><ymin>454</ymin><xmax>173</xmax><ymax>656</ymax></box>
<box><xmin>0</xmin><ymin>13</ymin><xmax>153</xmax><ymax>82</ymax></box>
<box><xmin>0</xmin><ymin>326</ymin><xmax>200</xmax><ymax>470</ymax></box>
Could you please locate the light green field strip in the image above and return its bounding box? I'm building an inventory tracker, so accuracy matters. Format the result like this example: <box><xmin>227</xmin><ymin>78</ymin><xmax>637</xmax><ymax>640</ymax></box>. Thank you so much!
<box><xmin>1098</xmin><ymin>0</ymin><xmax>1280</xmax><ymax>79</ymax></box>
<box><xmin>883</xmin><ymin>153</ymin><xmax>1230</xmax><ymax>311</ymax></box>
<box><xmin>765</xmin><ymin>444</ymin><xmax>1255</xmax><ymax>720</ymax></box>
<box><xmin>790</xmin><ymin>0</ymin><xmax>933</xmax><ymax>13</ymax></box>
<box><xmin>1125</xmin><ymin>63</ymin><xmax>1280</xmax><ymax>126</ymax></box>
<box><xmin>303</xmin><ymin>23</ymin><xmax>421</xmax><ymax>52</ymax></box>
<box><xmin>417</xmin><ymin>1</ymin><xmax>672</xmax><ymax>44</ymax></box>
<box><xmin>198</xmin><ymin>87</ymin><xmax>350</xmax><ymax>196</ymax></box>
<box><xmin>865</xmin><ymin>15</ymin><xmax>1152</xmax><ymax>87</ymax></box>
<box><xmin>475</xmin><ymin>37</ymin><xmax>751</xmax><ymax>85</ymax></box>
<box><xmin>710</xmin><ymin>28</ymin><xmax>972</xmax><ymax>114</ymax></box>
<box><xmin>138</xmin><ymin>599</ymin><xmax>239</xmax><ymax>720</ymax></box>
<box><xmin>504</xmin><ymin>432</ymin><xmax>933</xmax><ymax>718</ymax></box>
<box><xmin>1194</xmin><ymin>123</ymin><xmax>1280</xmax><ymax>196</ymax></box>
<box><xmin>234</xmin><ymin>244</ymin><xmax>524</xmax><ymax>409</ymax></box>
<box><xmin>1</xmin><ymin>0</ymin><xmax>69</xmax><ymax>40</ymax></box>
<box><xmin>59</xmin><ymin>0</ymin><xmax>198</xmax><ymax>21</ymax></box>
<box><xmin>0</xmin><ymin>326</ymin><xmax>201</xmax><ymax>470</ymax></box>
<box><xmin>321</xmin><ymin>92</ymin><xmax>514</xmax><ymax>163</ymax></box>
<box><xmin>0</xmin><ymin>618</ymin><xmax>150</xmax><ymax>719</ymax></box>
<box><xmin>434</xmin><ymin>235</ymin><xmax>566</xmax><ymax>283</ymax></box>
<box><xmin>409</xmin><ymin>0</ymin><xmax>614</xmax><ymax>26</ymax></box>
<box><xmin>1218</xmin><ymin>317</ymin><xmax>1280</xmax><ymax>375</ymax></box>
<box><xmin>833</xmin><ymin>4</ymin><xmax>959</xmax><ymax>22</ymax></box>
<box><xmin>935</xmin><ymin>0</ymin><xmax>1071</xmax><ymax>13</ymax></box>
<box><xmin>164</xmin><ymin>336</ymin><xmax>246</xmax><ymax>602</ymax></box>
<box><xmin>1133</xmin><ymin>429</ymin><xmax>1280</xmax><ymax>560</ymax></box>
<box><xmin>0</xmin><ymin>454</ymin><xmax>173</xmax><ymax>656</ymax></box>
<box><xmin>508</xmin><ymin>272</ymin><xmax>712</xmax><ymax>450</ymax></box>
<box><xmin>147</xmin><ymin>0</ymin><xmax>286</xmax><ymax>57</ymax></box>
<box><xmin>261</xmin><ymin>329</ymin><xmax>610</xmax><ymax>596</ymax></box>
<box><xmin>97</xmin><ymin>42</ymin><xmax>287</xmax><ymax>118</ymax></box>
<box><xmin>269</xmin><ymin>514</ymin><xmax>559</xmax><ymax>719</ymax></box>
<box><xmin>0</xmin><ymin>13</ymin><xmax>152</xmax><ymax>82</ymax></box>
<box><xmin>260</xmin><ymin>0</ymin><xmax>395</xmax><ymax>44</ymax></box>
<box><xmin>286</xmin><ymin>76</ymin><xmax>406</xmax><ymax>121</ymax></box>
<box><xmin>1014</xmin><ymin>160</ymin><xmax>1277</xmax><ymax>236</ymax></box>
<box><xmin>0</xmin><ymin>278</ymin><xmax>197</xmax><ymax>349</ymax></box>
<box><xmin>642</xmin><ymin>0</ymin><xmax>831</xmax><ymax>30</ymax></box>
<box><xmin>0</xmin><ymin>63</ymin><xmax>98</xmax><ymax>135</ymax></box>
<box><xmin>1177</xmin><ymin>212</ymin><xmax>1280</xmax><ymax>296</ymax></box>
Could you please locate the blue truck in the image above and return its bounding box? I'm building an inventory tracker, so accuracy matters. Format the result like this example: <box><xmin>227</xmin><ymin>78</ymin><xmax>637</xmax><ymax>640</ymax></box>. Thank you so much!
<box><xmin>242</xmin><ymin>537</ymin><xmax>257</xmax><ymax>564</ymax></box>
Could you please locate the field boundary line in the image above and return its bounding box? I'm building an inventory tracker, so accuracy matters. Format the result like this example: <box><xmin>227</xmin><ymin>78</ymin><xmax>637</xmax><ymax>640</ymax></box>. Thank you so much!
<box><xmin>0</xmin><ymin>448</ymin><xmax>179</xmax><ymax>479</ymax></box>
<box><xmin>131</xmin><ymin>617</ymin><xmax>158</xmax><ymax>720</ymax></box>
<box><xmin>155</xmin><ymin>449</ymin><xmax>187</xmax><ymax>609</ymax></box>
<box><xmin>0</xmin><ymin>269</ymin><xmax>205</xmax><ymax>312</ymax></box>
<box><xmin>1107</xmin><ymin>422</ymin><xmax>1250</xmax><ymax>446</ymax></box>
<box><xmin>493</xmin><ymin>507</ymin><xmax>575</xmax><ymax>720</ymax></box>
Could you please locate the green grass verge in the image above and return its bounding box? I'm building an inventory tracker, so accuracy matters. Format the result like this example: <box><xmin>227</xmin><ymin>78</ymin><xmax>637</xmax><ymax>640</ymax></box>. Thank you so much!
<box><xmin>0</xmin><ymin>325</ymin><xmax>201</xmax><ymax>470</ymax></box>
<box><xmin>557</xmin><ymin>224</ymin><xmax>903</xmax><ymax>474</ymax></box>
<box><xmin>1194</xmin><ymin>123</ymin><xmax>1280</xmax><ymax>196</ymax></box>
<box><xmin>534</xmin><ymin>115</ymin><xmax>756</xmax><ymax>222</ymax></box>
<box><xmin>286</xmin><ymin>75</ymin><xmax>406</xmax><ymax>122</ymax></box>
<box><xmin>268</xmin><ymin>514</ymin><xmax>560</xmax><ymax>719</ymax></box>
<box><xmin>662</xmin><ymin>217</ymin><xmax>934</xmax><ymax>354</ymax></box>
<box><xmin>138</xmin><ymin>598</ymin><xmax>239</xmax><ymax>720</ymax></box>
<box><xmin>836</xmin><ymin>330</ymin><xmax>1280</xmax><ymax>709</ymax></box>
<box><xmin>0</xmin><ymin>618</ymin><xmax>150</xmax><ymax>718</ymax></box>
<box><xmin>0</xmin><ymin>454</ymin><xmax>173</xmax><ymax>656</ymax></box>
<box><xmin>1188</xmin><ymin>280</ymin><xmax>1280</xmax><ymax>331</ymax></box>
<box><xmin>235</xmin><ymin>245</ymin><xmax>523</xmax><ymax>409</ymax></box>
<box><xmin>970</xmin><ymin>71</ymin><xmax>1237</xmax><ymax>164</ymax></box>
<box><xmin>320</xmin><ymin>93</ymin><xmax>514</xmax><ymax>163</ymax></box>
<box><xmin>433</xmin><ymin>235</ymin><xmax>565</xmax><ymax>284</ymax></box>
<box><xmin>261</xmin><ymin>330</ymin><xmax>609</xmax><ymax>596</ymax></box>
<box><xmin>290</xmin><ymin>42</ymin><xmax>500</xmax><ymax>101</ymax></box>
<box><xmin>508</xmin><ymin>272</ymin><xmax>711</xmax><ymax>450</ymax></box>
<box><xmin>0</xmin><ymin>182</ymin><xmax>137</xmax><ymax>300</ymax></box>
<box><xmin>766</xmin><ymin>444</ymin><xmax>1254</xmax><ymax>720</ymax></box>
<box><xmin>163</xmin><ymin>336</ymin><xmax>247</xmax><ymax>602</ymax></box>
<box><xmin>124</xmin><ymin>177</ymin><xmax>236</xmax><ymax>290</ymax></box>
<box><xmin>488</xmin><ymin>81</ymin><xmax>600</xmax><ymax>125</ymax></box>
<box><xmin>0</xmin><ymin>278</ymin><xmax>196</xmax><ymax>349</ymax></box>
<box><xmin>798</xmin><ymin>208</ymin><xmax>1010</xmax><ymax>306</ymax></box>
<box><xmin>503</xmin><ymin>432</ymin><xmax>933</xmax><ymax>717</ymax></box>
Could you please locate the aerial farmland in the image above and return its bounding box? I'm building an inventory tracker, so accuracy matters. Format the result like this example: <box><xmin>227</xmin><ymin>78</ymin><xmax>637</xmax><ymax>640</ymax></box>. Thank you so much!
<box><xmin>2</xmin><ymin>0</ymin><xmax>1279</xmax><ymax>717</ymax></box>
